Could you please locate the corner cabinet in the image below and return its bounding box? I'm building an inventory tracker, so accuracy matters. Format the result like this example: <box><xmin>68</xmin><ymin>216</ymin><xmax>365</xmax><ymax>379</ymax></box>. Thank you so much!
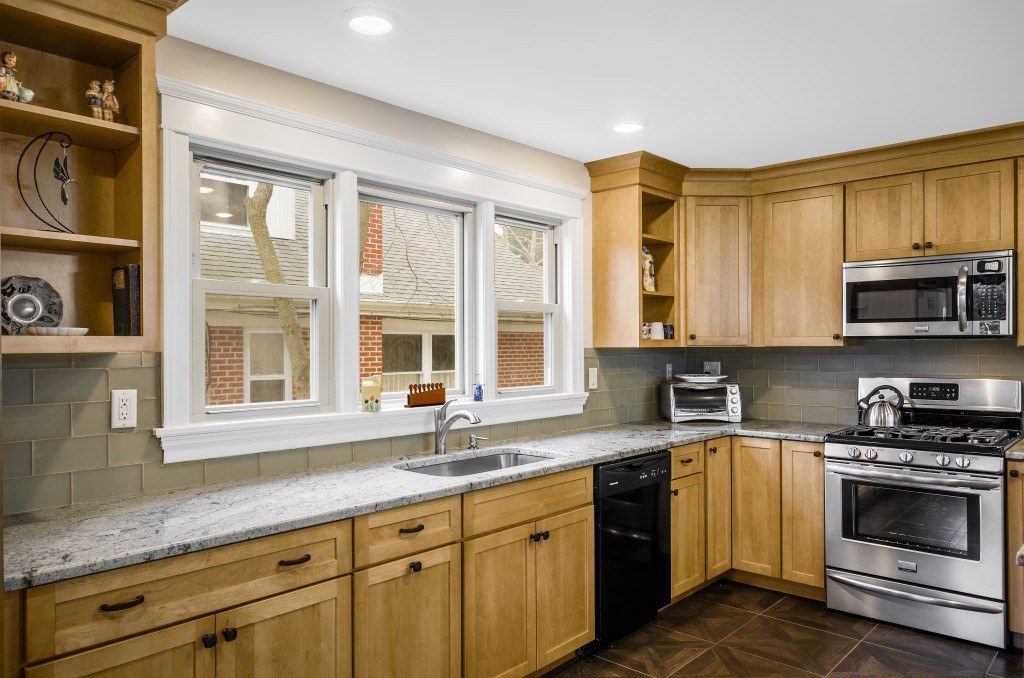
<box><xmin>731</xmin><ymin>437</ymin><xmax>781</xmax><ymax>577</ymax></box>
<box><xmin>704</xmin><ymin>438</ymin><xmax>733</xmax><ymax>578</ymax></box>
<box><xmin>845</xmin><ymin>173</ymin><xmax>924</xmax><ymax>262</ymax></box>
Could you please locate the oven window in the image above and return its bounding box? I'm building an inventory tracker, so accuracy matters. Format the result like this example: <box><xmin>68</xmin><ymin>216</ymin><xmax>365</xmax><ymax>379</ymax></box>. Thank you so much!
<box><xmin>674</xmin><ymin>386</ymin><xmax>726</xmax><ymax>413</ymax></box>
<box><xmin>847</xmin><ymin>277</ymin><xmax>956</xmax><ymax>323</ymax></box>
<box><xmin>842</xmin><ymin>479</ymin><xmax>980</xmax><ymax>560</ymax></box>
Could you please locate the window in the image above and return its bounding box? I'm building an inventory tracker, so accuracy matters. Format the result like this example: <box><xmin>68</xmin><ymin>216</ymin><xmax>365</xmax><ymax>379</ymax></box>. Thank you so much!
<box><xmin>200</xmin><ymin>172</ymin><xmax>297</xmax><ymax>240</ymax></box>
<box><xmin>243</xmin><ymin>328</ymin><xmax>292</xmax><ymax>403</ymax></box>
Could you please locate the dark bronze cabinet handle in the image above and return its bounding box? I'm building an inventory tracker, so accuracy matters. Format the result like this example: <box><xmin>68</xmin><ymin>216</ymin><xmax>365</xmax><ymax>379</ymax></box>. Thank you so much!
<box><xmin>278</xmin><ymin>553</ymin><xmax>312</xmax><ymax>567</ymax></box>
<box><xmin>530</xmin><ymin>533</ymin><xmax>542</xmax><ymax>542</ymax></box>
<box><xmin>681</xmin><ymin>458</ymin><xmax>694</xmax><ymax>464</ymax></box>
<box><xmin>833</xmin><ymin>333</ymin><xmax>842</xmax><ymax>340</ymax></box>
<box><xmin>222</xmin><ymin>628</ymin><xmax>238</xmax><ymax>642</ymax></box>
<box><xmin>709</xmin><ymin>446</ymin><xmax>717</xmax><ymax>454</ymax></box>
<box><xmin>924</xmin><ymin>241</ymin><xmax>934</xmax><ymax>249</ymax></box>
<box><xmin>99</xmin><ymin>594</ymin><xmax>144</xmax><ymax>612</ymax></box>
<box><xmin>201</xmin><ymin>633</ymin><xmax>217</xmax><ymax>649</ymax></box>
<box><xmin>398</xmin><ymin>524</ymin><xmax>425</xmax><ymax>534</ymax></box>
<box><xmin>1011</xmin><ymin>470</ymin><xmax>1020</xmax><ymax>478</ymax></box>
<box><xmin>912</xmin><ymin>242</ymin><xmax>921</xmax><ymax>250</ymax></box>
<box><xmin>671</xmin><ymin>489</ymin><xmax>679</xmax><ymax>496</ymax></box>
<box><xmin>689</xmin><ymin>334</ymin><xmax>696</xmax><ymax>340</ymax></box>
<box><xmin>541</xmin><ymin>531</ymin><xmax>550</xmax><ymax>540</ymax></box>
<box><xmin>409</xmin><ymin>561</ymin><xmax>423</xmax><ymax>573</ymax></box>
<box><xmin>813</xmin><ymin>451</ymin><xmax>822</xmax><ymax>457</ymax></box>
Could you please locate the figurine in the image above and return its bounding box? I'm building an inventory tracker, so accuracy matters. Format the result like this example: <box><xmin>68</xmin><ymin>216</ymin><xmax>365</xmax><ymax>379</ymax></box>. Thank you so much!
<box><xmin>85</xmin><ymin>80</ymin><xmax>102</xmax><ymax>119</ymax></box>
<box><xmin>99</xmin><ymin>80</ymin><xmax>119</xmax><ymax>122</ymax></box>
<box><xmin>360</xmin><ymin>374</ymin><xmax>382</xmax><ymax>412</ymax></box>
<box><xmin>641</xmin><ymin>245</ymin><xmax>656</xmax><ymax>292</ymax></box>
<box><xmin>0</xmin><ymin>51</ymin><xmax>33</xmax><ymax>103</ymax></box>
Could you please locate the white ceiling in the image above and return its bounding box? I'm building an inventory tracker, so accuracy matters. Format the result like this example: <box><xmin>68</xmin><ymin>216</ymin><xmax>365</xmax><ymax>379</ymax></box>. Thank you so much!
<box><xmin>169</xmin><ymin>0</ymin><xmax>1024</xmax><ymax>168</ymax></box>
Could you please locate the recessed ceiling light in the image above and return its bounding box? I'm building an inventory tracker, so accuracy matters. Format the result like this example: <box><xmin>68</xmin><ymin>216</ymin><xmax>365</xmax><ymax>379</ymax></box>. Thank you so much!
<box><xmin>342</xmin><ymin>6</ymin><xmax>397</xmax><ymax>35</ymax></box>
<box><xmin>199</xmin><ymin>186</ymin><xmax>214</xmax><ymax>194</ymax></box>
<box><xmin>612</xmin><ymin>121</ymin><xmax>647</xmax><ymax>134</ymax></box>
<box><xmin>215</xmin><ymin>212</ymin><xmax>234</xmax><ymax>219</ymax></box>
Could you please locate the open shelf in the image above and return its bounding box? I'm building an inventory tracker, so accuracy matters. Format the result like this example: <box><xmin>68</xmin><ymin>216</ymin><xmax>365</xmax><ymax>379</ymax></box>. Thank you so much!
<box><xmin>0</xmin><ymin>226</ymin><xmax>139</xmax><ymax>254</ymax></box>
<box><xmin>2</xmin><ymin>334</ymin><xmax>145</xmax><ymax>354</ymax></box>
<box><xmin>642</xmin><ymin>289</ymin><xmax>675</xmax><ymax>298</ymax></box>
<box><xmin>641</xmin><ymin>338</ymin><xmax>679</xmax><ymax>349</ymax></box>
<box><xmin>642</xmin><ymin>233</ymin><xmax>675</xmax><ymax>246</ymax></box>
<box><xmin>0</xmin><ymin>99</ymin><xmax>139</xmax><ymax>151</ymax></box>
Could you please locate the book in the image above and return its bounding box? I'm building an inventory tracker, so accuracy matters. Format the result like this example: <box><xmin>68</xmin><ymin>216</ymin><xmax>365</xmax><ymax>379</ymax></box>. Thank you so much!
<box><xmin>112</xmin><ymin>264</ymin><xmax>141</xmax><ymax>335</ymax></box>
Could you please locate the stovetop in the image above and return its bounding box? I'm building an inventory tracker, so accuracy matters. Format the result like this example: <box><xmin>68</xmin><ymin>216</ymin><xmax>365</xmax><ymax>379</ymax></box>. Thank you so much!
<box><xmin>825</xmin><ymin>424</ymin><xmax>1021</xmax><ymax>456</ymax></box>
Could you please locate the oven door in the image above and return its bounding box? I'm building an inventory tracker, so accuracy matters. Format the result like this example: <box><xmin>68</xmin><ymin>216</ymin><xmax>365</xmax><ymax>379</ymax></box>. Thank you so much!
<box><xmin>824</xmin><ymin>460</ymin><xmax>1003</xmax><ymax>600</ymax></box>
<box><xmin>671</xmin><ymin>384</ymin><xmax>728</xmax><ymax>419</ymax></box>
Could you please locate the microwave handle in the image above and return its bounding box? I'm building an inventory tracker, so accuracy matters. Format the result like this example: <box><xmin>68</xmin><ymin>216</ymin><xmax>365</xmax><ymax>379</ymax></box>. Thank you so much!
<box><xmin>957</xmin><ymin>264</ymin><xmax>968</xmax><ymax>332</ymax></box>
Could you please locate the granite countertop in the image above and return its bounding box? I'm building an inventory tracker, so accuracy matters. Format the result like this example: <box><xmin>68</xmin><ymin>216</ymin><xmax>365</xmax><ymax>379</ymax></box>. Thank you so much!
<box><xmin>1006</xmin><ymin>438</ymin><xmax>1024</xmax><ymax>461</ymax></box>
<box><xmin>2</xmin><ymin>419</ymin><xmax>835</xmax><ymax>591</ymax></box>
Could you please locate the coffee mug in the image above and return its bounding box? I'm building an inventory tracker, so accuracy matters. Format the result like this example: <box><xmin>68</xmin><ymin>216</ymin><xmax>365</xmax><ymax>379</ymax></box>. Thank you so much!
<box><xmin>642</xmin><ymin>322</ymin><xmax>652</xmax><ymax>339</ymax></box>
<box><xmin>650</xmin><ymin>322</ymin><xmax>665</xmax><ymax>340</ymax></box>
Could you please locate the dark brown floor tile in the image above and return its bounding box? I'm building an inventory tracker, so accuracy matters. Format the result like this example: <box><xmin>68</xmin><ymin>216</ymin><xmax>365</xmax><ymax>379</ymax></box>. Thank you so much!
<box><xmin>987</xmin><ymin>646</ymin><xmax>1024</xmax><ymax>677</ymax></box>
<box><xmin>864</xmin><ymin>622</ymin><xmax>996</xmax><ymax>673</ymax></box>
<box><xmin>599</xmin><ymin>623</ymin><xmax>712</xmax><ymax>677</ymax></box>
<box><xmin>692</xmin><ymin>580</ymin><xmax>785</xmax><ymax>613</ymax></box>
<box><xmin>830</xmin><ymin>642</ymin><xmax>985</xmax><ymax>677</ymax></box>
<box><xmin>718</xmin><ymin>614</ymin><xmax>857</xmax><ymax>675</ymax></box>
<box><xmin>670</xmin><ymin>645</ymin><xmax>817</xmax><ymax>676</ymax></box>
<box><xmin>544</xmin><ymin>655</ymin><xmax>649</xmax><ymax>677</ymax></box>
<box><xmin>761</xmin><ymin>595</ymin><xmax>877</xmax><ymax>640</ymax></box>
<box><xmin>653</xmin><ymin>598</ymin><xmax>756</xmax><ymax>643</ymax></box>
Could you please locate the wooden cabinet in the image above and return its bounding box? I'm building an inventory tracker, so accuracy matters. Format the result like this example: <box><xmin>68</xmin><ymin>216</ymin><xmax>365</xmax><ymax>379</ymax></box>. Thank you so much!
<box><xmin>353</xmin><ymin>496</ymin><xmax>461</xmax><ymax>569</ymax></box>
<box><xmin>683</xmin><ymin>197</ymin><xmax>750</xmax><ymax>345</ymax></box>
<box><xmin>463</xmin><ymin>506</ymin><xmax>594</xmax><ymax>678</ymax></box>
<box><xmin>754</xmin><ymin>185</ymin><xmax>844</xmax><ymax>346</ymax></box>
<box><xmin>214</xmin><ymin>578</ymin><xmax>351</xmax><ymax>678</ymax></box>
<box><xmin>780</xmin><ymin>441</ymin><xmax>825</xmax><ymax>588</ymax></box>
<box><xmin>704</xmin><ymin>438</ymin><xmax>732</xmax><ymax>578</ymax></box>
<box><xmin>731</xmin><ymin>437</ymin><xmax>781</xmax><ymax>577</ymax></box>
<box><xmin>1008</xmin><ymin>462</ymin><xmax>1024</xmax><ymax>634</ymax></box>
<box><xmin>354</xmin><ymin>545</ymin><xmax>460</xmax><ymax>678</ymax></box>
<box><xmin>462</xmin><ymin>467</ymin><xmax>591</xmax><ymax>538</ymax></box>
<box><xmin>670</xmin><ymin>474</ymin><xmax>705</xmax><ymax>597</ymax></box>
<box><xmin>924</xmin><ymin>159</ymin><xmax>1015</xmax><ymax>255</ymax></box>
<box><xmin>670</xmin><ymin>442</ymin><xmax>703</xmax><ymax>478</ymax></box>
<box><xmin>845</xmin><ymin>173</ymin><xmax>924</xmax><ymax>261</ymax></box>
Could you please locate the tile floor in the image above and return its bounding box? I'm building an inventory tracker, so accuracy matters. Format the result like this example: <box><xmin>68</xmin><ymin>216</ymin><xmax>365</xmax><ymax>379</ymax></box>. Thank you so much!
<box><xmin>545</xmin><ymin>580</ymin><xmax>1024</xmax><ymax>677</ymax></box>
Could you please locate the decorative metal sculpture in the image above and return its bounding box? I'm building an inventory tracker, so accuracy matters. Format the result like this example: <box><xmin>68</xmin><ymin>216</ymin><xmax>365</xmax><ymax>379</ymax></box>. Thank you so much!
<box><xmin>16</xmin><ymin>131</ymin><xmax>76</xmax><ymax>233</ymax></box>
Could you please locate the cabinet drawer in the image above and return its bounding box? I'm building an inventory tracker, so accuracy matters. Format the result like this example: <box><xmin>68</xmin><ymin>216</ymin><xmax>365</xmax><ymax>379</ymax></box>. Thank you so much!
<box><xmin>671</xmin><ymin>443</ymin><xmax>704</xmax><ymax>478</ymax></box>
<box><xmin>354</xmin><ymin>496</ymin><xmax>461</xmax><ymax>568</ymax></box>
<box><xmin>463</xmin><ymin>468</ymin><xmax>592</xmax><ymax>537</ymax></box>
<box><xmin>25</xmin><ymin>520</ymin><xmax>352</xmax><ymax>663</ymax></box>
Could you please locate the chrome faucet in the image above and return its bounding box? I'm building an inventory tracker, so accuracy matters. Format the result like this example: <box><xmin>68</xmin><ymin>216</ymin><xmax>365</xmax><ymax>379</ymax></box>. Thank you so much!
<box><xmin>434</xmin><ymin>399</ymin><xmax>481</xmax><ymax>455</ymax></box>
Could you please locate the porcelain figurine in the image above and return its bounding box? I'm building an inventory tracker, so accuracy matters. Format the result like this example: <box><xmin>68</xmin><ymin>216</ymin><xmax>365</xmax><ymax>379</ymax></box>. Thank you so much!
<box><xmin>85</xmin><ymin>80</ymin><xmax>103</xmax><ymax>119</ymax></box>
<box><xmin>360</xmin><ymin>374</ymin><xmax>382</xmax><ymax>412</ymax></box>
<box><xmin>0</xmin><ymin>51</ymin><xmax>33</xmax><ymax>103</ymax></box>
<box><xmin>100</xmin><ymin>80</ymin><xmax>119</xmax><ymax>122</ymax></box>
<box><xmin>641</xmin><ymin>245</ymin><xmax>656</xmax><ymax>292</ymax></box>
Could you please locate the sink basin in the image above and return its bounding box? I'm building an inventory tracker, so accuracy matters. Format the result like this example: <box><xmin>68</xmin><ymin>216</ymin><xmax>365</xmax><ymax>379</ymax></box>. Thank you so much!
<box><xmin>398</xmin><ymin>449</ymin><xmax>553</xmax><ymax>477</ymax></box>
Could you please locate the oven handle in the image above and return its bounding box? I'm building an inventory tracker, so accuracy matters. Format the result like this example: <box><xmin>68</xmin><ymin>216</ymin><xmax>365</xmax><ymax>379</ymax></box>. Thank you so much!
<box><xmin>826</xmin><ymin>464</ymin><xmax>1001</xmax><ymax>490</ymax></box>
<box><xmin>957</xmin><ymin>264</ymin><xmax>969</xmax><ymax>332</ymax></box>
<box><xmin>827</xmin><ymin>573</ymin><xmax>1003</xmax><ymax>614</ymax></box>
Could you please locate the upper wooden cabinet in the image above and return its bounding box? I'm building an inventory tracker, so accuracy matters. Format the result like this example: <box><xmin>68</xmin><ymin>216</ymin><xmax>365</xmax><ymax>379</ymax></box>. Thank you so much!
<box><xmin>845</xmin><ymin>173</ymin><xmax>924</xmax><ymax>261</ymax></box>
<box><xmin>754</xmin><ymin>185</ymin><xmax>845</xmax><ymax>346</ymax></box>
<box><xmin>683</xmin><ymin>197</ymin><xmax>750</xmax><ymax>345</ymax></box>
<box><xmin>731</xmin><ymin>437</ymin><xmax>781</xmax><ymax>578</ymax></box>
<box><xmin>924</xmin><ymin>159</ymin><xmax>1015</xmax><ymax>255</ymax></box>
<box><xmin>780</xmin><ymin>441</ymin><xmax>825</xmax><ymax>588</ymax></box>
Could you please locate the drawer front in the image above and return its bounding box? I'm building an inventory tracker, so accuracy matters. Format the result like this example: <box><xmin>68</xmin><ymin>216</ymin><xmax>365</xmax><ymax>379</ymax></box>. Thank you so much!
<box><xmin>671</xmin><ymin>443</ymin><xmax>704</xmax><ymax>478</ymax></box>
<box><xmin>354</xmin><ymin>496</ymin><xmax>461</xmax><ymax>568</ymax></box>
<box><xmin>463</xmin><ymin>468</ymin><xmax>592</xmax><ymax>537</ymax></box>
<box><xmin>25</xmin><ymin>520</ymin><xmax>352</xmax><ymax>663</ymax></box>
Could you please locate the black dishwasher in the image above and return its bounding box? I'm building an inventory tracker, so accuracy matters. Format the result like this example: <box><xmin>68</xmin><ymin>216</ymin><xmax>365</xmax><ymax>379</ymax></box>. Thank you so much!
<box><xmin>590</xmin><ymin>450</ymin><xmax>671</xmax><ymax>650</ymax></box>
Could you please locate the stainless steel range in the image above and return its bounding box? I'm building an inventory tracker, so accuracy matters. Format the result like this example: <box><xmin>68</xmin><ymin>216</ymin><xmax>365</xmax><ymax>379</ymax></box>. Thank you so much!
<box><xmin>824</xmin><ymin>376</ymin><xmax>1021</xmax><ymax>648</ymax></box>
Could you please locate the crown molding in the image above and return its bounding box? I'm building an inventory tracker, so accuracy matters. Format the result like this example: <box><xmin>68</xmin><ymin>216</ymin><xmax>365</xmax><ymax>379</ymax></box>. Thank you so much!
<box><xmin>157</xmin><ymin>76</ymin><xmax>588</xmax><ymax>201</ymax></box>
<box><xmin>681</xmin><ymin>169</ymin><xmax>751</xmax><ymax>197</ymax></box>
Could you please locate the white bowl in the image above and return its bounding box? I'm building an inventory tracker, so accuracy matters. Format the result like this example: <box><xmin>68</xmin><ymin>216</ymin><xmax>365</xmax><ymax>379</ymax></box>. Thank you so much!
<box><xmin>25</xmin><ymin>327</ymin><xmax>89</xmax><ymax>336</ymax></box>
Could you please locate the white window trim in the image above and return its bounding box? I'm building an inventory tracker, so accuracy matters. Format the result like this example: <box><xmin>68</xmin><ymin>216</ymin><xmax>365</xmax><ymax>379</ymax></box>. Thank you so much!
<box><xmin>156</xmin><ymin>87</ymin><xmax>587</xmax><ymax>463</ymax></box>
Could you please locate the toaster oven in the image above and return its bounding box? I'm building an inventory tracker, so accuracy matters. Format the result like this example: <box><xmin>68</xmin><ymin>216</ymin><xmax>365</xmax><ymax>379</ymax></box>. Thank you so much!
<box><xmin>660</xmin><ymin>380</ymin><xmax>741</xmax><ymax>423</ymax></box>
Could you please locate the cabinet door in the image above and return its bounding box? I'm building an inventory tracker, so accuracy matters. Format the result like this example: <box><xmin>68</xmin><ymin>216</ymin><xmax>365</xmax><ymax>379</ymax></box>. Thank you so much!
<box><xmin>463</xmin><ymin>523</ymin><xmax>536</xmax><ymax>678</ymax></box>
<box><xmin>535</xmin><ymin>506</ymin><xmax>595</xmax><ymax>668</ymax></box>
<box><xmin>684</xmin><ymin>197</ymin><xmax>750</xmax><ymax>345</ymax></box>
<box><xmin>705</xmin><ymin>438</ymin><xmax>732</xmax><ymax>578</ymax></box>
<box><xmin>731</xmin><ymin>437</ymin><xmax>781</xmax><ymax>577</ymax></box>
<box><xmin>756</xmin><ymin>185</ymin><xmax>844</xmax><ymax>346</ymax></box>
<box><xmin>354</xmin><ymin>545</ymin><xmax>461</xmax><ymax>678</ymax></box>
<box><xmin>215</xmin><ymin>578</ymin><xmax>351</xmax><ymax>678</ymax></box>
<box><xmin>924</xmin><ymin>159</ymin><xmax>1015</xmax><ymax>255</ymax></box>
<box><xmin>781</xmin><ymin>441</ymin><xmax>825</xmax><ymax>587</ymax></box>
<box><xmin>24</xmin><ymin>618</ymin><xmax>215</xmax><ymax>678</ymax></box>
<box><xmin>845</xmin><ymin>173</ymin><xmax>924</xmax><ymax>262</ymax></box>
<box><xmin>1008</xmin><ymin>462</ymin><xmax>1024</xmax><ymax>634</ymax></box>
<box><xmin>670</xmin><ymin>475</ymin><xmax>705</xmax><ymax>597</ymax></box>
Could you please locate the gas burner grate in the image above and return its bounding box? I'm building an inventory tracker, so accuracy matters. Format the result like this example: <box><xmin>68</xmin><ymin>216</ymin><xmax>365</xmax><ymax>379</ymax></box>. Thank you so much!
<box><xmin>840</xmin><ymin>425</ymin><xmax>1012</xmax><ymax>446</ymax></box>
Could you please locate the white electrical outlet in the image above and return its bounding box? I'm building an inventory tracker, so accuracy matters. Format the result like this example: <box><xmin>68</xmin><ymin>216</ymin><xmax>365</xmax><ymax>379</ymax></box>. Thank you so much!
<box><xmin>665</xmin><ymin>363</ymin><xmax>673</xmax><ymax>379</ymax></box>
<box><xmin>111</xmin><ymin>389</ymin><xmax>137</xmax><ymax>429</ymax></box>
<box><xmin>588</xmin><ymin>367</ymin><xmax>598</xmax><ymax>390</ymax></box>
<box><xmin>703</xmin><ymin>361</ymin><xmax>722</xmax><ymax>376</ymax></box>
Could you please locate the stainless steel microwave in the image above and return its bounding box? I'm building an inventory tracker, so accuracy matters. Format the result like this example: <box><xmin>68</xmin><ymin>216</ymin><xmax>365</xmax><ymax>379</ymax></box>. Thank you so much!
<box><xmin>842</xmin><ymin>250</ymin><xmax>1014</xmax><ymax>338</ymax></box>
<box><xmin>660</xmin><ymin>380</ymin><xmax>741</xmax><ymax>423</ymax></box>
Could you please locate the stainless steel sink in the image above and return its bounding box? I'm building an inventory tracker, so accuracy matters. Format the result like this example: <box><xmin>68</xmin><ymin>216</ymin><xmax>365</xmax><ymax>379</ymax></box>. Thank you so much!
<box><xmin>397</xmin><ymin>449</ymin><xmax>553</xmax><ymax>477</ymax></box>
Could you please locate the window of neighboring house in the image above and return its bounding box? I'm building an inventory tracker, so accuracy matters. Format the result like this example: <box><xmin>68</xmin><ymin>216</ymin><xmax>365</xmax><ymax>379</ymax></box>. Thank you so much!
<box><xmin>494</xmin><ymin>216</ymin><xmax>558</xmax><ymax>392</ymax></box>
<box><xmin>194</xmin><ymin>157</ymin><xmax>327</xmax><ymax>414</ymax></box>
<box><xmin>358</xmin><ymin>193</ymin><xmax>464</xmax><ymax>398</ymax></box>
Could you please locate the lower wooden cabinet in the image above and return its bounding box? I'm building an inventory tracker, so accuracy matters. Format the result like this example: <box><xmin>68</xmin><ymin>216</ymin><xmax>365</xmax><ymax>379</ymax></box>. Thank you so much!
<box><xmin>704</xmin><ymin>438</ymin><xmax>732</xmax><ymax>578</ymax></box>
<box><xmin>463</xmin><ymin>506</ymin><xmax>594</xmax><ymax>678</ymax></box>
<box><xmin>731</xmin><ymin>437</ymin><xmax>781</xmax><ymax>577</ymax></box>
<box><xmin>353</xmin><ymin>545</ymin><xmax>461</xmax><ymax>678</ymax></box>
<box><xmin>670</xmin><ymin>474</ymin><xmax>705</xmax><ymax>597</ymax></box>
<box><xmin>1008</xmin><ymin>462</ymin><xmax>1024</xmax><ymax>634</ymax></box>
<box><xmin>780</xmin><ymin>441</ymin><xmax>825</xmax><ymax>587</ymax></box>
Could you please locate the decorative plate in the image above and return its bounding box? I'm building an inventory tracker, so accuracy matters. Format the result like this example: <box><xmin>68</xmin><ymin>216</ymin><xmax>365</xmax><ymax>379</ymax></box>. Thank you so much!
<box><xmin>1</xmin><ymin>275</ymin><xmax>62</xmax><ymax>335</ymax></box>
<box><xmin>25</xmin><ymin>327</ymin><xmax>88</xmax><ymax>336</ymax></box>
<box><xmin>674</xmin><ymin>373</ymin><xmax>728</xmax><ymax>383</ymax></box>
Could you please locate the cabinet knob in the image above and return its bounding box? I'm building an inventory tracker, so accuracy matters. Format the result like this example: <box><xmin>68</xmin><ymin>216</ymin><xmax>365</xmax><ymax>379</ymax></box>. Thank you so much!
<box><xmin>671</xmin><ymin>489</ymin><xmax>679</xmax><ymax>496</ymax></box>
<box><xmin>1011</xmin><ymin>470</ymin><xmax>1020</xmax><ymax>478</ymax></box>
<box><xmin>201</xmin><ymin>633</ymin><xmax>217</xmax><ymax>649</ymax></box>
<box><xmin>530</xmin><ymin>533</ymin><xmax>542</xmax><ymax>542</ymax></box>
<box><xmin>222</xmin><ymin>628</ymin><xmax>238</xmax><ymax>642</ymax></box>
<box><xmin>813</xmin><ymin>451</ymin><xmax>822</xmax><ymax>458</ymax></box>
<box><xmin>689</xmin><ymin>334</ymin><xmax>696</xmax><ymax>340</ymax></box>
<box><xmin>541</xmin><ymin>531</ymin><xmax>550</xmax><ymax>540</ymax></box>
<box><xmin>833</xmin><ymin>333</ymin><xmax>842</xmax><ymax>341</ymax></box>
<box><xmin>409</xmin><ymin>561</ymin><xmax>423</xmax><ymax>573</ymax></box>
<box><xmin>924</xmin><ymin>241</ymin><xmax>934</xmax><ymax>249</ymax></box>
<box><xmin>912</xmin><ymin>242</ymin><xmax>921</xmax><ymax>250</ymax></box>
<box><xmin>709</xmin><ymin>446</ymin><xmax>717</xmax><ymax>453</ymax></box>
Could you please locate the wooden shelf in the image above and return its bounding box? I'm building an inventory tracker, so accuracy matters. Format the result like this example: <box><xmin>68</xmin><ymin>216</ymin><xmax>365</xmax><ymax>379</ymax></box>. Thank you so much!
<box><xmin>642</xmin><ymin>233</ymin><xmax>675</xmax><ymax>246</ymax></box>
<box><xmin>0</xmin><ymin>99</ymin><xmax>139</xmax><ymax>151</ymax></box>
<box><xmin>2</xmin><ymin>334</ymin><xmax>145</xmax><ymax>354</ymax></box>
<box><xmin>641</xmin><ymin>338</ymin><xmax>679</xmax><ymax>348</ymax></box>
<box><xmin>642</xmin><ymin>289</ymin><xmax>675</xmax><ymax>298</ymax></box>
<box><xmin>0</xmin><ymin>226</ymin><xmax>139</xmax><ymax>254</ymax></box>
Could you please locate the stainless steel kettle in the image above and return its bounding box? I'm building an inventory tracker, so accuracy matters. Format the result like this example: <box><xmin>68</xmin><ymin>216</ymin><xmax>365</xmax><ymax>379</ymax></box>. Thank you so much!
<box><xmin>858</xmin><ymin>385</ymin><xmax>905</xmax><ymax>427</ymax></box>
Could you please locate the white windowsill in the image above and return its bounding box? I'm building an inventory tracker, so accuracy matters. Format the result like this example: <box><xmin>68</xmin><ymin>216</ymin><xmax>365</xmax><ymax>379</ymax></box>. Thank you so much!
<box><xmin>155</xmin><ymin>391</ymin><xmax>589</xmax><ymax>463</ymax></box>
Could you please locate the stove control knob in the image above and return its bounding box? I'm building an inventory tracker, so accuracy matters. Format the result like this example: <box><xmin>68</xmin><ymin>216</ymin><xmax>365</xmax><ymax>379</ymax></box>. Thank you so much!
<box><xmin>863</xmin><ymin>449</ymin><xmax>878</xmax><ymax>460</ymax></box>
<box><xmin>847</xmin><ymin>447</ymin><xmax>861</xmax><ymax>459</ymax></box>
<box><xmin>936</xmin><ymin>454</ymin><xmax>951</xmax><ymax>467</ymax></box>
<box><xmin>955</xmin><ymin>456</ymin><xmax>971</xmax><ymax>468</ymax></box>
<box><xmin>899</xmin><ymin>451</ymin><xmax>914</xmax><ymax>464</ymax></box>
